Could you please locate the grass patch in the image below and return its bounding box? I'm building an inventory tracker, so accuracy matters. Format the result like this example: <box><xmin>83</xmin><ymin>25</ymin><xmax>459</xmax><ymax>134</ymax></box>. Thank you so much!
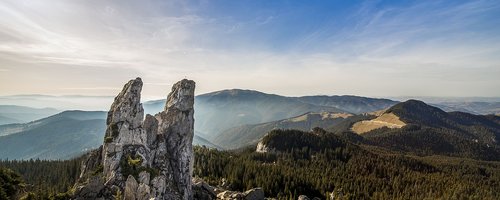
<box><xmin>120</xmin><ymin>154</ymin><xmax>159</xmax><ymax>180</ymax></box>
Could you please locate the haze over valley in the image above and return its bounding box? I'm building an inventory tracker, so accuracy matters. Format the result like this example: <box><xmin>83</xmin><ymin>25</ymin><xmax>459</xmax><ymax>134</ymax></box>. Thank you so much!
<box><xmin>1</xmin><ymin>90</ymin><xmax>499</xmax><ymax>159</ymax></box>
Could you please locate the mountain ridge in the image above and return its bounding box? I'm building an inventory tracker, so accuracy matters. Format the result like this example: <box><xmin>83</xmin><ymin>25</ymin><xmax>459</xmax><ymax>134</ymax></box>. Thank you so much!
<box><xmin>0</xmin><ymin>105</ymin><xmax>59</xmax><ymax>125</ymax></box>
<box><xmin>345</xmin><ymin>100</ymin><xmax>500</xmax><ymax>160</ymax></box>
<box><xmin>144</xmin><ymin>89</ymin><xmax>398</xmax><ymax>140</ymax></box>
<box><xmin>214</xmin><ymin>111</ymin><xmax>353</xmax><ymax>149</ymax></box>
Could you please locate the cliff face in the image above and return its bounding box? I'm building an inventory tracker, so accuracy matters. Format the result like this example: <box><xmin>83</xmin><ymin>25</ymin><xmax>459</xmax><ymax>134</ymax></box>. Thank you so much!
<box><xmin>73</xmin><ymin>78</ymin><xmax>195</xmax><ymax>200</ymax></box>
<box><xmin>255</xmin><ymin>141</ymin><xmax>274</xmax><ymax>153</ymax></box>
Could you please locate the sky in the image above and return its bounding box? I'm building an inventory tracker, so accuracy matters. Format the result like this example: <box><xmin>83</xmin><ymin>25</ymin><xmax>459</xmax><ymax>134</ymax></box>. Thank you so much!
<box><xmin>0</xmin><ymin>0</ymin><xmax>499</xmax><ymax>99</ymax></box>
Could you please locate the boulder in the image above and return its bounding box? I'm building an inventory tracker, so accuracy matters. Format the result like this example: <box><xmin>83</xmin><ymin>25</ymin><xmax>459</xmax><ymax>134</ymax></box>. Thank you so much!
<box><xmin>244</xmin><ymin>188</ymin><xmax>264</xmax><ymax>200</ymax></box>
<box><xmin>137</xmin><ymin>183</ymin><xmax>151</xmax><ymax>200</ymax></box>
<box><xmin>124</xmin><ymin>175</ymin><xmax>138</xmax><ymax>200</ymax></box>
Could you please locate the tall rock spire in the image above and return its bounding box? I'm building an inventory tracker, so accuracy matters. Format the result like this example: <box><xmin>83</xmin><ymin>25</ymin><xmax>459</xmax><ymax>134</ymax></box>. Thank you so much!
<box><xmin>154</xmin><ymin>79</ymin><xmax>196</xmax><ymax>199</ymax></box>
<box><xmin>73</xmin><ymin>78</ymin><xmax>196</xmax><ymax>200</ymax></box>
<box><xmin>106</xmin><ymin>77</ymin><xmax>144</xmax><ymax>129</ymax></box>
<box><xmin>102</xmin><ymin>77</ymin><xmax>146</xmax><ymax>183</ymax></box>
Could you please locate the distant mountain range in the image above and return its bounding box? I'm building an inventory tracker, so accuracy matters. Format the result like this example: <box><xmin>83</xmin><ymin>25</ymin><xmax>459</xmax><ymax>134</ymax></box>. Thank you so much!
<box><xmin>0</xmin><ymin>111</ymin><xmax>106</xmax><ymax>160</ymax></box>
<box><xmin>434</xmin><ymin>102</ymin><xmax>500</xmax><ymax>115</ymax></box>
<box><xmin>0</xmin><ymin>95</ymin><xmax>114</xmax><ymax>111</ymax></box>
<box><xmin>0</xmin><ymin>105</ymin><xmax>59</xmax><ymax>125</ymax></box>
<box><xmin>0</xmin><ymin>89</ymin><xmax>499</xmax><ymax>160</ymax></box>
<box><xmin>193</xmin><ymin>134</ymin><xmax>223</xmax><ymax>150</ymax></box>
<box><xmin>388</xmin><ymin>96</ymin><xmax>500</xmax><ymax>115</ymax></box>
<box><xmin>296</xmin><ymin>95</ymin><xmax>397</xmax><ymax>114</ymax></box>
<box><xmin>1</xmin><ymin>93</ymin><xmax>498</xmax><ymax>115</ymax></box>
<box><xmin>0</xmin><ymin>110</ymin><xmax>105</xmax><ymax>137</ymax></box>
<box><xmin>143</xmin><ymin>89</ymin><xmax>397</xmax><ymax>140</ymax></box>
<box><xmin>194</xmin><ymin>89</ymin><xmax>348</xmax><ymax>139</ymax></box>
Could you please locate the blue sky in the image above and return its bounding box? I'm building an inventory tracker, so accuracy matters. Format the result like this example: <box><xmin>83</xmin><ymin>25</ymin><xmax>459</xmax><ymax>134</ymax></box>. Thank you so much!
<box><xmin>0</xmin><ymin>0</ymin><xmax>499</xmax><ymax>98</ymax></box>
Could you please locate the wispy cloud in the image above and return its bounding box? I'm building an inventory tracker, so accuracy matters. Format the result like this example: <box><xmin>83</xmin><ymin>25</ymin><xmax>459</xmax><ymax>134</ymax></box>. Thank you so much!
<box><xmin>60</xmin><ymin>87</ymin><xmax>121</xmax><ymax>91</ymax></box>
<box><xmin>0</xmin><ymin>0</ymin><xmax>499</xmax><ymax>97</ymax></box>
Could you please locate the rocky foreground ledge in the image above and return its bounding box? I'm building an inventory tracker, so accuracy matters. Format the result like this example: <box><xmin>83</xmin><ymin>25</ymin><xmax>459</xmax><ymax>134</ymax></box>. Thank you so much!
<box><xmin>72</xmin><ymin>78</ymin><xmax>265</xmax><ymax>200</ymax></box>
<box><xmin>192</xmin><ymin>178</ymin><xmax>265</xmax><ymax>200</ymax></box>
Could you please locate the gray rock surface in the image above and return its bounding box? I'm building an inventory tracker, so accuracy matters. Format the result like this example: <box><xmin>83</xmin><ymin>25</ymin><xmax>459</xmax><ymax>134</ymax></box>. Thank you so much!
<box><xmin>243</xmin><ymin>188</ymin><xmax>264</xmax><ymax>200</ymax></box>
<box><xmin>153</xmin><ymin>79</ymin><xmax>195</xmax><ymax>199</ymax></box>
<box><xmin>73</xmin><ymin>78</ymin><xmax>196</xmax><ymax>200</ymax></box>
<box><xmin>192</xmin><ymin>177</ymin><xmax>217</xmax><ymax>199</ymax></box>
<box><xmin>137</xmin><ymin>183</ymin><xmax>151</xmax><ymax>200</ymax></box>
<box><xmin>192</xmin><ymin>178</ymin><xmax>266</xmax><ymax>200</ymax></box>
<box><xmin>124</xmin><ymin>175</ymin><xmax>139</xmax><ymax>200</ymax></box>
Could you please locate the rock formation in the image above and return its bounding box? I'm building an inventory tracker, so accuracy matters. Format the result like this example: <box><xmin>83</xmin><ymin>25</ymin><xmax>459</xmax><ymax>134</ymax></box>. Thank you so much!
<box><xmin>72</xmin><ymin>77</ymin><xmax>266</xmax><ymax>200</ymax></box>
<box><xmin>255</xmin><ymin>141</ymin><xmax>274</xmax><ymax>153</ymax></box>
<box><xmin>73</xmin><ymin>78</ymin><xmax>195</xmax><ymax>200</ymax></box>
<box><xmin>192</xmin><ymin>178</ymin><xmax>265</xmax><ymax>200</ymax></box>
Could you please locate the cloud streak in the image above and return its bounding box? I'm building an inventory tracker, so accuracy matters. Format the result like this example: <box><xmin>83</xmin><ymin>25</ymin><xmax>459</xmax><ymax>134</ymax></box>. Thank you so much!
<box><xmin>0</xmin><ymin>0</ymin><xmax>499</xmax><ymax>97</ymax></box>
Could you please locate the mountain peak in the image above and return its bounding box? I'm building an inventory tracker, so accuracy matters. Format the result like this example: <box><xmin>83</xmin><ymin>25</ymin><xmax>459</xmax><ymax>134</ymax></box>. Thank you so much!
<box><xmin>386</xmin><ymin>99</ymin><xmax>448</xmax><ymax>125</ymax></box>
<box><xmin>199</xmin><ymin>89</ymin><xmax>268</xmax><ymax>98</ymax></box>
<box><xmin>388</xmin><ymin>99</ymin><xmax>440</xmax><ymax>111</ymax></box>
<box><xmin>394</xmin><ymin>99</ymin><xmax>428</xmax><ymax>107</ymax></box>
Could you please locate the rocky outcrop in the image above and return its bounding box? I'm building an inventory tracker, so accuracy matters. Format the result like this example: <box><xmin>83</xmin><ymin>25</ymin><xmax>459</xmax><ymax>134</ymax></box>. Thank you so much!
<box><xmin>255</xmin><ymin>141</ymin><xmax>274</xmax><ymax>153</ymax></box>
<box><xmin>192</xmin><ymin>178</ymin><xmax>265</xmax><ymax>200</ymax></box>
<box><xmin>243</xmin><ymin>188</ymin><xmax>265</xmax><ymax>200</ymax></box>
<box><xmin>73</xmin><ymin>78</ymin><xmax>196</xmax><ymax>200</ymax></box>
<box><xmin>192</xmin><ymin>178</ymin><xmax>217</xmax><ymax>200</ymax></box>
